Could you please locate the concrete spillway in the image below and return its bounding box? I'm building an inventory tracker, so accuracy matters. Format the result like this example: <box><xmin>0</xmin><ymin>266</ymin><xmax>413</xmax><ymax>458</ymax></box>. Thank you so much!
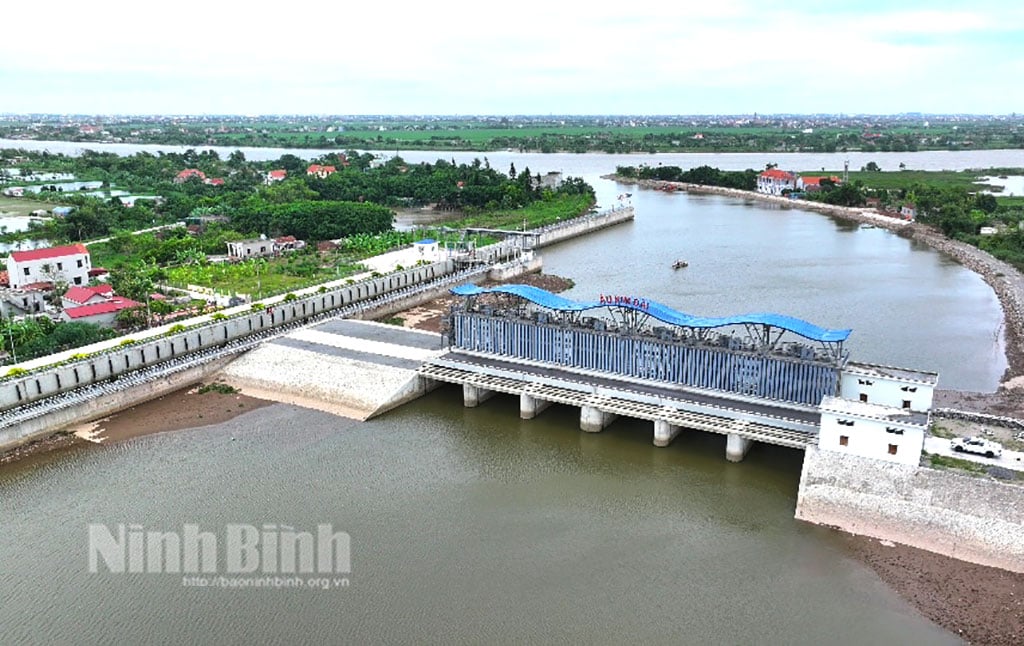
<box><xmin>219</xmin><ymin>320</ymin><xmax>445</xmax><ymax>420</ymax></box>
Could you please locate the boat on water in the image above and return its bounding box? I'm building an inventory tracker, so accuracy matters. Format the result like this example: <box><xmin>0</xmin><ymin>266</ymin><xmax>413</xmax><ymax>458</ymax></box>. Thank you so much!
<box><xmin>672</xmin><ymin>260</ymin><xmax>688</xmax><ymax>269</ymax></box>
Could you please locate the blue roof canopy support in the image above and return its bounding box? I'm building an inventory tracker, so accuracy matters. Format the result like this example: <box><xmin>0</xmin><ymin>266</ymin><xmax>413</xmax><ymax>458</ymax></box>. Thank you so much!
<box><xmin>449</xmin><ymin>283</ymin><xmax>852</xmax><ymax>343</ymax></box>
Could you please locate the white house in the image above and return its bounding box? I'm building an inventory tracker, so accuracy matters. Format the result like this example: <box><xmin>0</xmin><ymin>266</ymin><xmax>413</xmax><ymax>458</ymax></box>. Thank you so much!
<box><xmin>0</xmin><ymin>287</ymin><xmax>47</xmax><ymax>317</ymax></box>
<box><xmin>756</xmin><ymin>169</ymin><xmax>797</xmax><ymax>195</ymax></box>
<box><xmin>839</xmin><ymin>361</ymin><xmax>938</xmax><ymax>412</ymax></box>
<box><xmin>5</xmin><ymin>243</ymin><xmax>91</xmax><ymax>289</ymax></box>
<box><xmin>817</xmin><ymin>396</ymin><xmax>928</xmax><ymax>466</ymax></box>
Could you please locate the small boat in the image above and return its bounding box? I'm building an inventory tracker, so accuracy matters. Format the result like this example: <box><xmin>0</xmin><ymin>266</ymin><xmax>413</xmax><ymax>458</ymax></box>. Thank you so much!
<box><xmin>672</xmin><ymin>260</ymin><xmax>688</xmax><ymax>269</ymax></box>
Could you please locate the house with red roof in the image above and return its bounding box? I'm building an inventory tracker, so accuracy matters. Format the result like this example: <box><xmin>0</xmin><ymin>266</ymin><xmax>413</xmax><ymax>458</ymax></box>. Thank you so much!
<box><xmin>62</xmin><ymin>284</ymin><xmax>114</xmax><ymax>309</ymax></box>
<box><xmin>174</xmin><ymin>169</ymin><xmax>207</xmax><ymax>184</ymax></box>
<box><xmin>306</xmin><ymin>164</ymin><xmax>337</xmax><ymax>178</ymax></box>
<box><xmin>756</xmin><ymin>169</ymin><xmax>797</xmax><ymax>195</ymax></box>
<box><xmin>60</xmin><ymin>296</ymin><xmax>141</xmax><ymax>327</ymax></box>
<box><xmin>265</xmin><ymin>169</ymin><xmax>288</xmax><ymax>184</ymax></box>
<box><xmin>204</xmin><ymin>177</ymin><xmax>225</xmax><ymax>186</ymax></box>
<box><xmin>797</xmin><ymin>176</ymin><xmax>841</xmax><ymax>193</ymax></box>
<box><xmin>5</xmin><ymin>243</ymin><xmax>91</xmax><ymax>289</ymax></box>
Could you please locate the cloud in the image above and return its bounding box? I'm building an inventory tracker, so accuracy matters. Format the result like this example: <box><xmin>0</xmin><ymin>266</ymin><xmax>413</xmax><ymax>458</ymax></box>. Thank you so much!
<box><xmin>1</xmin><ymin>1</ymin><xmax>1022</xmax><ymax>114</ymax></box>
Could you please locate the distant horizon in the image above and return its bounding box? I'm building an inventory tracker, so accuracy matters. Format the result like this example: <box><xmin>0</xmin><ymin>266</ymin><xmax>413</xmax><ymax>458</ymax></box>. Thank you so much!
<box><xmin>1</xmin><ymin>112</ymin><xmax>1020</xmax><ymax>119</ymax></box>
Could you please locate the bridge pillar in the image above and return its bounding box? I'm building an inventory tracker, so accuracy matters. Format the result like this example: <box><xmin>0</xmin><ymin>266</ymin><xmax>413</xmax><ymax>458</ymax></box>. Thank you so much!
<box><xmin>580</xmin><ymin>406</ymin><xmax>617</xmax><ymax>433</ymax></box>
<box><xmin>520</xmin><ymin>393</ymin><xmax>551</xmax><ymax>420</ymax></box>
<box><xmin>653</xmin><ymin>420</ymin><xmax>681</xmax><ymax>447</ymax></box>
<box><xmin>726</xmin><ymin>433</ymin><xmax>753</xmax><ymax>462</ymax></box>
<box><xmin>463</xmin><ymin>384</ymin><xmax>494</xmax><ymax>408</ymax></box>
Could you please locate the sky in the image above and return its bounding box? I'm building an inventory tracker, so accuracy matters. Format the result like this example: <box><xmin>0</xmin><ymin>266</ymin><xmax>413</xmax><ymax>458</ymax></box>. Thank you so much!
<box><xmin>1</xmin><ymin>0</ymin><xmax>1022</xmax><ymax>116</ymax></box>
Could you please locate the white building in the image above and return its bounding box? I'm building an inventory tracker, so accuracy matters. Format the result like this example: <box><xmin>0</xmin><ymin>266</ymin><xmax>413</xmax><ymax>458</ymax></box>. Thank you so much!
<box><xmin>816</xmin><ymin>361</ymin><xmax>939</xmax><ymax>465</ymax></box>
<box><xmin>839</xmin><ymin>362</ymin><xmax>938</xmax><ymax>412</ymax></box>
<box><xmin>5</xmin><ymin>243</ymin><xmax>91</xmax><ymax>289</ymax></box>
<box><xmin>756</xmin><ymin>169</ymin><xmax>797</xmax><ymax>195</ymax></box>
<box><xmin>0</xmin><ymin>287</ymin><xmax>47</xmax><ymax>317</ymax></box>
<box><xmin>818</xmin><ymin>396</ymin><xmax>928</xmax><ymax>466</ymax></box>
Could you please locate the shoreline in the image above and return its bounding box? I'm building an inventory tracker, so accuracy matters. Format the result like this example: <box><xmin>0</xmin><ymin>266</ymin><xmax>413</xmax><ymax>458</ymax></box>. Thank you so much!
<box><xmin>0</xmin><ymin>383</ymin><xmax>272</xmax><ymax>466</ymax></box>
<box><xmin>606</xmin><ymin>175</ymin><xmax>1024</xmax><ymax>398</ymax></box>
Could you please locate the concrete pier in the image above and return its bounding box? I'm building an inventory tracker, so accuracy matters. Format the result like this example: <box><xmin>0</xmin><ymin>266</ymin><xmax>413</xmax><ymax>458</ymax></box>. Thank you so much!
<box><xmin>726</xmin><ymin>433</ymin><xmax>753</xmax><ymax>462</ymax></box>
<box><xmin>463</xmin><ymin>384</ymin><xmax>494</xmax><ymax>408</ymax></box>
<box><xmin>653</xmin><ymin>420</ymin><xmax>681</xmax><ymax>447</ymax></box>
<box><xmin>520</xmin><ymin>393</ymin><xmax>552</xmax><ymax>419</ymax></box>
<box><xmin>580</xmin><ymin>405</ymin><xmax>617</xmax><ymax>433</ymax></box>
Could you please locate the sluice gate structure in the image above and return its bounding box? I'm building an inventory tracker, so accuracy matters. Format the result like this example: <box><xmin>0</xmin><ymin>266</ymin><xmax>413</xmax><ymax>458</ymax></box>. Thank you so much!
<box><xmin>420</xmin><ymin>285</ymin><xmax>937</xmax><ymax>463</ymax></box>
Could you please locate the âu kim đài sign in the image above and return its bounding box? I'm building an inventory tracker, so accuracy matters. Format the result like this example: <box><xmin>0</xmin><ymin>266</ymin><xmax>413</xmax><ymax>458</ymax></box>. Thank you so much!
<box><xmin>598</xmin><ymin>294</ymin><xmax>650</xmax><ymax>311</ymax></box>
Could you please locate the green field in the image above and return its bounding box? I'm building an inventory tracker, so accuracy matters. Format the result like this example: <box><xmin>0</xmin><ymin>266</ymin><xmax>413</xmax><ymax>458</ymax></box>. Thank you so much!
<box><xmin>0</xmin><ymin>195</ymin><xmax>64</xmax><ymax>218</ymax></box>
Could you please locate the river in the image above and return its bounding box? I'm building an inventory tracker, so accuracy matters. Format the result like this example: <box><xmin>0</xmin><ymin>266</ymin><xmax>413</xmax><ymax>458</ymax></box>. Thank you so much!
<box><xmin>0</xmin><ymin>143</ymin><xmax>1010</xmax><ymax>643</ymax></box>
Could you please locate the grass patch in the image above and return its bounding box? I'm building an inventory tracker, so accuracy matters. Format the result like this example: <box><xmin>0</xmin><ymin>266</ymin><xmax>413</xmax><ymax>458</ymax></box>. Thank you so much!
<box><xmin>197</xmin><ymin>382</ymin><xmax>239</xmax><ymax>395</ymax></box>
<box><xmin>381</xmin><ymin>316</ymin><xmax>405</xmax><ymax>326</ymax></box>
<box><xmin>929</xmin><ymin>423</ymin><xmax>957</xmax><ymax>439</ymax></box>
<box><xmin>928</xmin><ymin>453</ymin><xmax>989</xmax><ymax>474</ymax></box>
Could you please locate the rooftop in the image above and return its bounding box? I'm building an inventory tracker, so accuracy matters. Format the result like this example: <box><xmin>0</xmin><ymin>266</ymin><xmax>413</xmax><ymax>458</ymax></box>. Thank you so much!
<box><xmin>450</xmin><ymin>284</ymin><xmax>852</xmax><ymax>343</ymax></box>
<box><xmin>9</xmin><ymin>243</ymin><xmax>89</xmax><ymax>262</ymax></box>
<box><xmin>844</xmin><ymin>361</ymin><xmax>939</xmax><ymax>386</ymax></box>
<box><xmin>820</xmin><ymin>395</ymin><xmax>930</xmax><ymax>427</ymax></box>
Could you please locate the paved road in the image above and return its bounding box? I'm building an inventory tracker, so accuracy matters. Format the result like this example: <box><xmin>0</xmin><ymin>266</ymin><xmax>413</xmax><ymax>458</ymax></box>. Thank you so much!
<box><xmin>924</xmin><ymin>436</ymin><xmax>1024</xmax><ymax>472</ymax></box>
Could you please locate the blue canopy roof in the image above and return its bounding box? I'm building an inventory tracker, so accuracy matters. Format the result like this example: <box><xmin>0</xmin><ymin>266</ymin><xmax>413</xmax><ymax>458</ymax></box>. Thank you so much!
<box><xmin>450</xmin><ymin>283</ymin><xmax>851</xmax><ymax>343</ymax></box>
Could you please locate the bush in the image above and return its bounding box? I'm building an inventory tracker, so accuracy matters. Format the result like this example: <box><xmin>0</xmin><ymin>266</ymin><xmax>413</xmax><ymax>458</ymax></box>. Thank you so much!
<box><xmin>6</xmin><ymin>367</ymin><xmax>27</xmax><ymax>378</ymax></box>
<box><xmin>119</xmin><ymin>338</ymin><xmax>136</xmax><ymax>346</ymax></box>
<box><xmin>166</xmin><ymin>324</ymin><xmax>186</xmax><ymax>336</ymax></box>
<box><xmin>251</xmin><ymin>302</ymin><xmax>265</xmax><ymax>311</ymax></box>
<box><xmin>211</xmin><ymin>312</ymin><xmax>227</xmax><ymax>321</ymax></box>
<box><xmin>283</xmin><ymin>292</ymin><xmax>298</xmax><ymax>302</ymax></box>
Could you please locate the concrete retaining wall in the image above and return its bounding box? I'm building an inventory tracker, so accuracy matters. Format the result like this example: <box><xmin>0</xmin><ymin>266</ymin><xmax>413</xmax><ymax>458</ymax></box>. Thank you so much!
<box><xmin>0</xmin><ymin>356</ymin><xmax>234</xmax><ymax>449</ymax></box>
<box><xmin>0</xmin><ymin>260</ymin><xmax>456</xmax><ymax>413</ymax></box>
<box><xmin>533</xmin><ymin>207</ymin><xmax>634</xmax><ymax>248</ymax></box>
<box><xmin>935</xmin><ymin>407</ymin><xmax>1024</xmax><ymax>432</ymax></box>
<box><xmin>796</xmin><ymin>446</ymin><xmax>1024</xmax><ymax>572</ymax></box>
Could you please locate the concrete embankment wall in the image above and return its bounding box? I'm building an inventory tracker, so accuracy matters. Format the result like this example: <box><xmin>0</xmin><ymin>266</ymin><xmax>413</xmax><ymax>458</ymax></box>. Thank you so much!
<box><xmin>796</xmin><ymin>446</ymin><xmax>1024</xmax><ymax>573</ymax></box>
<box><xmin>534</xmin><ymin>207</ymin><xmax>634</xmax><ymax>248</ymax></box>
<box><xmin>0</xmin><ymin>260</ymin><xmax>456</xmax><ymax>414</ymax></box>
<box><xmin>0</xmin><ymin>356</ymin><xmax>234</xmax><ymax>449</ymax></box>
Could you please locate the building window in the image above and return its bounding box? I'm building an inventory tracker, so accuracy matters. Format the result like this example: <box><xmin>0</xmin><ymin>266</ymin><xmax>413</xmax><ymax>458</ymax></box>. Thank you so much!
<box><xmin>77</xmin><ymin>259</ymin><xmax>83</xmax><ymax>268</ymax></box>
<box><xmin>23</xmin><ymin>268</ymin><xmax>29</xmax><ymax>276</ymax></box>
<box><xmin>859</xmin><ymin>393</ymin><xmax>868</xmax><ymax>403</ymax></box>
<box><xmin>74</xmin><ymin>276</ymin><xmax>83</xmax><ymax>285</ymax></box>
<box><xmin>57</xmin><ymin>262</ymin><xmax>63</xmax><ymax>270</ymax></box>
<box><xmin>902</xmin><ymin>400</ymin><xmax>911</xmax><ymax>409</ymax></box>
<box><xmin>839</xmin><ymin>435</ymin><xmax>849</xmax><ymax>447</ymax></box>
<box><xmin>888</xmin><ymin>444</ymin><xmax>898</xmax><ymax>455</ymax></box>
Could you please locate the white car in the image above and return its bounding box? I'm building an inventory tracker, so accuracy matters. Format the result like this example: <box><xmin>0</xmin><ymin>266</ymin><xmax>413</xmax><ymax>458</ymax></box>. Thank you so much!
<box><xmin>951</xmin><ymin>436</ymin><xmax>1003</xmax><ymax>459</ymax></box>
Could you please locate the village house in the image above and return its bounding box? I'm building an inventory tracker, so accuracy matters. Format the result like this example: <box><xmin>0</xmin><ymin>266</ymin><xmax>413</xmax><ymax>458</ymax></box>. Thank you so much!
<box><xmin>174</xmin><ymin>169</ymin><xmax>206</xmax><ymax>183</ymax></box>
<box><xmin>61</xmin><ymin>284</ymin><xmax>114</xmax><ymax>309</ymax></box>
<box><xmin>5</xmin><ymin>243</ymin><xmax>91</xmax><ymax>289</ymax></box>
<box><xmin>900</xmin><ymin>203</ymin><xmax>917</xmax><ymax>220</ymax></box>
<box><xmin>226</xmin><ymin>236</ymin><xmax>306</xmax><ymax>259</ymax></box>
<box><xmin>0</xmin><ymin>287</ymin><xmax>48</xmax><ymax>317</ymax></box>
<box><xmin>60</xmin><ymin>296</ymin><xmax>141</xmax><ymax>327</ymax></box>
<box><xmin>264</xmin><ymin>169</ymin><xmax>288</xmax><ymax>184</ymax></box>
<box><xmin>756</xmin><ymin>169</ymin><xmax>797</xmax><ymax>195</ymax></box>
<box><xmin>306</xmin><ymin>164</ymin><xmax>337</xmax><ymax>178</ymax></box>
<box><xmin>797</xmin><ymin>176</ymin><xmax>841</xmax><ymax>193</ymax></box>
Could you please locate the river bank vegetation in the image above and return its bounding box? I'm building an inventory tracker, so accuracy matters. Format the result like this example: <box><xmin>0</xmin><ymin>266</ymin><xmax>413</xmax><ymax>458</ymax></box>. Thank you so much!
<box><xmin>0</xmin><ymin>147</ymin><xmax>594</xmax><ymax>360</ymax></box>
<box><xmin>615</xmin><ymin>162</ymin><xmax>1024</xmax><ymax>270</ymax></box>
<box><xmin>3</xmin><ymin>114</ymin><xmax>1023</xmax><ymax>154</ymax></box>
